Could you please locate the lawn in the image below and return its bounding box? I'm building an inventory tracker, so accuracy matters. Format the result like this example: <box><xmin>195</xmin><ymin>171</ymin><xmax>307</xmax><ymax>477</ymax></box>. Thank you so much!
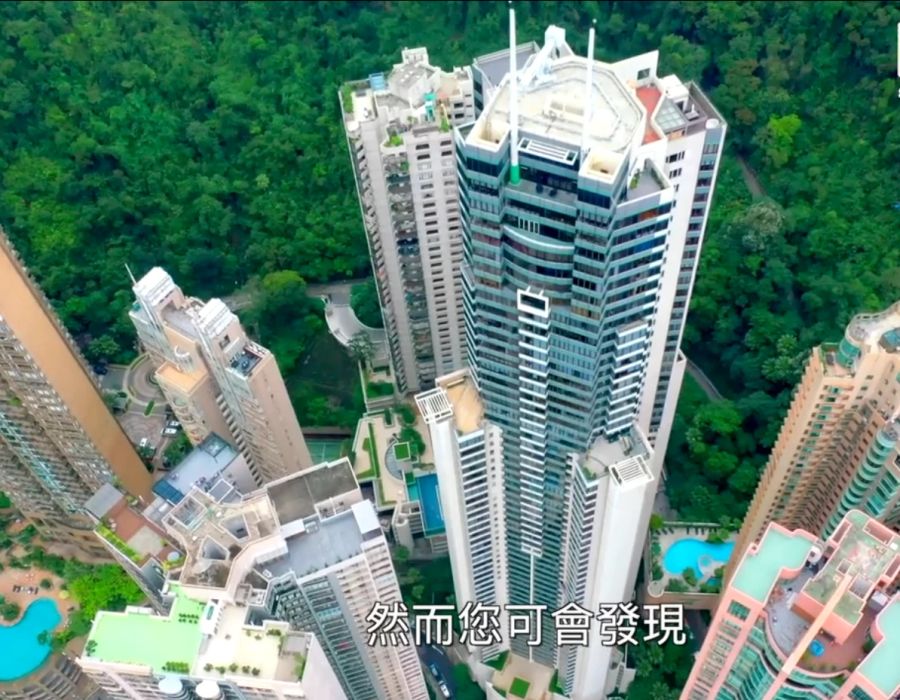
<box><xmin>393</xmin><ymin>442</ymin><xmax>411</xmax><ymax>461</ymax></box>
<box><xmin>510</xmin><ymin>677</ymin><xmax>530</xmax><ymax>698</ymax></box>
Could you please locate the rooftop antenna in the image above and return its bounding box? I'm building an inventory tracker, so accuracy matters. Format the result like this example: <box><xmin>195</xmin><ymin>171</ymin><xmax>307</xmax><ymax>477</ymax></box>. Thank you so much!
<box><xmin>508</xmin><ymin>1</ymin><xmax>520</xmax><ymax>185</ymax></box>
<box><xmin>581</xmin><ymin>19</ymin><xmax>596</xmax><ymax>160</ymax></box>
<box><xmin>125</xmin><ymin>263</ymin><xmax>137</xmax><ymax>285</ymax></box>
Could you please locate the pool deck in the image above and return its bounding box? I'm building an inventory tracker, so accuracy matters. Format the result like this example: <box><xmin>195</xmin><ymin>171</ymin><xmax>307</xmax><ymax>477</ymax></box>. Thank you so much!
<box><xmin>0</xmin><ymin>566</ymin><xmax>69</xmax><ymax>632</ymax></box>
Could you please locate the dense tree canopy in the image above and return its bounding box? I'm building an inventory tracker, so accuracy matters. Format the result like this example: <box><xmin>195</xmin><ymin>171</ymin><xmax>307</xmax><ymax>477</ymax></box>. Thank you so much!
<box><xmin>1</xmin><ymin>0</ymin><xmax>897</xmax><ymax>501</ymax></box>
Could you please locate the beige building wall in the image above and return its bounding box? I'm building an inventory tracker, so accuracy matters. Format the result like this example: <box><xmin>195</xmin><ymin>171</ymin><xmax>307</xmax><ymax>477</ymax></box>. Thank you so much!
<box><xmin>729</xmin><ymin>302</ymin><xmax>900</xmax><ymax>582</ymax></box>
<box><xmin>0</xmin><ymin>229</ymin><xmax>151</xmax><ymax>553</ymax></box>
<box><xmin>130</xmin><ymin>268</ymin><xmax>311</xmax><ymax>484</ymax></box>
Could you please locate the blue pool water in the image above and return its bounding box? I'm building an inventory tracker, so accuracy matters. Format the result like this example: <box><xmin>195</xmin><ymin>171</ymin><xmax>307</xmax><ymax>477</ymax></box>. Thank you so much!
<box><xmin>0</xmin><ymin>598</ymin><xmax>61</xmax><ymax>681</ymax></box>
<box><xmin>663</xmin><ymin>538</ymin><xmax>735</xmax><ymax>578</ymax></box>
<box><xmin>417</xmin><ymin>473</ymin><xmax>445</xmax><ymax>536</ymax></box>
<box><xmin>809</xmin><ymin>640</ymin><xmax>825</xmax><ymax>657</ymax></box>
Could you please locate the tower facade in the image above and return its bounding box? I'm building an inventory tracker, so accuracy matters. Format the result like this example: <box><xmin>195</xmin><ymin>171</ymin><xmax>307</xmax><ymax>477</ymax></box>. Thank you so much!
<box><xmin>683</xmin><ymin>511</ymin><xmax>900</xmax><ymax>700</ymax></box>
<box><xmin>0</xmin><ymin>228</ymin><xmax>152</xmax><ymax>555</ymax></box>
<box><xmin>341</xmin><ymin>48</ymin><xmax>474</xmax><ymax>393</ymax></box>
<box><xmin>129</xmin><ymin>267</ymin><xmax>312</xmax><ymax>484</ymax></box>
<box><xmin>730</xmin><ymin>302</ymin><xmax>900</xmax><ymax>582</ymax></box>
<box><xmin>419</xmin><ymin>18</ymin><xmax>726</xmax><ymax>698</ymax></box>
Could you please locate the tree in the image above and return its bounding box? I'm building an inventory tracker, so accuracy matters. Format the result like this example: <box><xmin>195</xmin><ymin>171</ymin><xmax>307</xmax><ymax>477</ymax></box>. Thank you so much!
<box><xmin>649</xmin><ymin>513</ymin><xmax>665</xmax><ymax>532</ymax></box>
<box><xmin>0</xmin><ymin>600</ymin><xmax>21</xmax><ymax>621</ymax></box>
<box><xmin>348</xmin><ymin>331</ymin><xmax>375</xmax><ymax>367</ymax></box>
<box><xmin>39</xmin><ymin>578</ymin><xmax>53</xmax><ymax>589</ymax></box>
<box><xmin>85</xmin><ymin>335</ymin><xmax>120</xmax><ymax>364</ymax></box>
<box><xmin>68</xmin><ymin>564</ymin><xmax>143</xmax><ymax>620</ymax></box>
<box><xmin>682</xmin><ymin>567</ymin><xmax>698</xmax><ymax>587</ymax></box>
<box><xmin>351</xmin><ymin>279</ymin><xmax>384</xmax><ymax>329</ymax></box>
<box><xmin>451</xmin><ymin>663</ymin><xmax>486</xmax><ymax>700</ymax></box>
<box><xmin>756</xmin><ymin>114</ymin><xmax>802</xmax><ymax>169</ymax></box>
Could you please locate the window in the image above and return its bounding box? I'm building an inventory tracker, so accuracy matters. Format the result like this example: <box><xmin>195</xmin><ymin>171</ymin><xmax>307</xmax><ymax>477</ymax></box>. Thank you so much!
<box><xmin>637</xmin><ymin>68</ymin><xmax>651</xmax><ymax>80</ymax></box>
<box><xmin>669</xmin><ymin>168</ymin><xmax>682</xmax><ymax>179</ymax></box>
<box><xmin>728</xmin><ymin>602</ymin><xmax>750</xmax><ymax>620</ymax></box>
<box><xmin>703</xmin><ymin>143</ymin><xmax>719</xmax><ymax>155</ymax></box>
<box><xmin>666</xmin><ymin>151</ymin><xmax>685</xmax><ymax>164</ymax></box>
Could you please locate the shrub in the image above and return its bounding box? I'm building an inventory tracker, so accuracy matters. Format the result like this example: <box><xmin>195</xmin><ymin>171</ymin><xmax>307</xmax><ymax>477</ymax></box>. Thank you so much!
<box><xmin>682</xmin><ymin>567</ymin><xmax>698</xmax><ymax>587</ymax></box>
<box><xmin>649</xmin><ymin>513</ymin><xmax>665</xmax><ymax>531</ymax></box>
<box><xmin>39</xmin><ymin>578</ymin><xmax>53</xmax><ymax>589</ymax></box>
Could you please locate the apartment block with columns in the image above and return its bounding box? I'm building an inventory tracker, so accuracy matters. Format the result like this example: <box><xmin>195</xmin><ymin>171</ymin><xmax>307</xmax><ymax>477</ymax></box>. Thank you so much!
<box><xmin>129</xmin><ymin>267</ymin><xmax>312</xmax><ymax>484</ymax></box>
<box><xmin>0</xmin><ymin>227</ymin><xmax>152</xmax><ymax>556</ymax></box>
<box><xmin>682</xmin><ymin>510</ymin><xmax>900</xmax><ymax>700</ymax></box>
<box><xmin>730</xmin><ymin>302</ymin><xmax>900</xmax><ymax>583</ymax></box>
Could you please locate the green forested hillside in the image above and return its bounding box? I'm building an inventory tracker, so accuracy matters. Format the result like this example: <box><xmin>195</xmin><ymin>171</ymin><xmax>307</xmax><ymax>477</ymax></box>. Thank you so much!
<box><xmin>1</xmin><ymin>2</ymin><xmax>899</xmax><ymax>521</ymax></box>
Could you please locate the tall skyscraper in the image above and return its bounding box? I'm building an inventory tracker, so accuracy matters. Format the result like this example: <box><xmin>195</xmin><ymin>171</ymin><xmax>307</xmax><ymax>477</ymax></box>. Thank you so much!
<box><xmin>682</xmin><ymin>511</ymin><xmax>900</xmax><ymax>700</ymax></box>
<box><xmin>341</xmin><ymin>47</ymin><xmax>475</xmax><ymax>393</ymax></box>
<box><xmin>79</xmin><ymin>458</ymin><xmax>427</xmax><ymax>700</ymax></box>
<box><xmin>0</xmin><ymin>227</ymin><xmax>152</xmax><ymax>556</ymax></box>
<box><xmin>730</xmin><ymin>302</ymin><xmax>900</xmax><ymax>582</ymax></box>
<box><xmin>129</xmin><ymin>267</ymin><xmax>312</xmax><ymax>484</ymax></box>
<box><xmin>418</xmin><ymin>16</ymin><xmax>726</xmax><ymax>698</ymax></box>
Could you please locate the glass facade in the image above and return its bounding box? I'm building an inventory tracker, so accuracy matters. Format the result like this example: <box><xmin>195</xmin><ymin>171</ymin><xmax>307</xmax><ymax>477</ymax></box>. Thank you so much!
<box><xmin>458</xmin><ymin>130</ymin><xmax>671</xmax><ymax>665</ymax></box>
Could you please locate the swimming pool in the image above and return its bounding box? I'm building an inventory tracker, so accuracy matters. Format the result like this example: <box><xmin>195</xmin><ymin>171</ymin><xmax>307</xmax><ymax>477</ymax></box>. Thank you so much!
<box><xmin>417</xmin><ymin>473</ymin><xmax>445</xmax><ymax>536</ymax></box>
<box><xmin>663</xmin><ymin>538</ymin><xmax>735</xmax><ymax>579</ymax></box>
<box><xmin>0</xmin><ymin>598</ymin><xmax>62</xmax><ymax>681</ymax></box>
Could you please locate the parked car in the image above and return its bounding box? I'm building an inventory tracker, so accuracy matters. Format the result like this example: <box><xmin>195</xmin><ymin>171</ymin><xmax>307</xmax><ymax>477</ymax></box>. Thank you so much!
<box><xmin>429</xmin><ymin>664</ymin><xmax>440</xmax><ymax>679</ymax></box>
<box><xmin>438</xmin><ymin>681</ymin><xmax>451</xmax><ymax>698</ymax></box>
<box><xmin>139</xmin><ymin>438</ymin><xmax>149</xmax><ymax>450</ymax></box>
<box><xmin>166</xmin><ymin>420</ymin><xmax>181</xmax><ymax>430</ymax></box>
<box><xmin>93</xmin><ymin>364</ymin><xmax>109</xmax><ymax>375</ymax></box>
<box><xmin>162</xmin><ymin>427</ymin><xmax>179</xmax><ymax>437</ymax></box>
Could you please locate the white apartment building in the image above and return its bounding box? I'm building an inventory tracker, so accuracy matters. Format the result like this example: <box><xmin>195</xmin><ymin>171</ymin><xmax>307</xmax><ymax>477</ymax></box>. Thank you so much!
<box><xmin>341</xmin><ymin>47</ymin><xmax>475</xmax><ymax>393</ymax></box>
<box><xmin>78</xmin><ymin>459</ymin><xmax>428</xmax><ymax>700</ymax></box>
<box><xmin>129</xmin><ymin>267</ymin><xmax>312</xmax><ymax>484</ymax></box>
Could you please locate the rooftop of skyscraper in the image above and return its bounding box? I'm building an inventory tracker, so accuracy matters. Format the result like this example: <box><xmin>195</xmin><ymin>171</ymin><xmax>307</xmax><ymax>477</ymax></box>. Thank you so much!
<box><xmin>342</xmin><ymin>46</ymin><xmax>471</xmax><ymax>129</ymax></box>
<box><xmin>81</xmin><ymin>583</ymin><xmax>312</xmax><ymax>686</ymax></box>
<box><xmin>469</xmin><ymin>26</ymin><xmax>642</xmax><ymax>154</ymax></box>
<box><xmin>730</xmin><ymin>512</ymin><xmax>900</xmax><ymax>687</ymax></box>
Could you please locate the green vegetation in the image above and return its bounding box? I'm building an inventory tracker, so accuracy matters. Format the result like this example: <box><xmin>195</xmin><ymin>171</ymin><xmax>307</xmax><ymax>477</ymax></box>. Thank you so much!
<box><xmin>351</xmin><ymin>279</ymin><xmax>384</xmax><ymax>328</ymax></box>
<box><xmin>97</xmin><ymin>524</ymin><xmax>143</xmax><ymax>563</ymax></box>
<box><xmin>358</xmin><ymin>423</ymin><xmax>381</xmax><ymax>480</ymax></box>
<box><xmin>485</xmin><ymin>650</ymin><xmax>509</xmax><ymax>671</ymax></box>
<box><xmin>164</xmin><ymin>432</ymin><xmax>192</xmax><ymax>467</ymax></box>
<box><xmin>387</xmin><ymin>133</ymin><xmax>403</xmax><ymax>147</ymax></box>
<box><xmin>395</xmin><ymin>404</ymin><xmax>416</xmax><ymax>426</ymax></box>
<box><xmin>394</xmin><ymin>442</ymin><xmax>412</xmax><ymax>461</ymax></box>
<box><xmin>340</xmin><ymin>83</ymin><xmax>355</xmax><ymax>115</ymax></box>
<box><xmin>626</xmin><ymin>629</ymin><xmax>697</xmax><ymax>700</ymax></box>
<box><xmin>0</xmin><ymin>597</ymin><xmax>21</xmax><ymax>621</ymax></box>
<box><xmin>294</xmin><ymin>653</ymin><xmax>307</xmax><ymax>679</ymax></box>
<box><xmin>366</xmin><ymin>381</ymin><xmax>394</xmax><ymax>397</ymax></box>
<box><xmin>0</xmin><ymin>492</ymin><xmax>10</xmax><ymax>509</ymax></box>
<box><xmin>143</xmin><ymin>400</ymin><xmax>155</xmax><ymax>416</ymax></box>
<box><xmin>509</xmin><ymin>678</ymin><xmax>530</xmax><ymax>698</ymax></box>
<box><xmin>682</xmin><ymin>567</ymin><xmax>698</xmax><ymax>587</ymax></box>
<box><xmin>452</xmin><ymin>663</ymin><xmax>487</xmax><ymax>700</ymax></box>
<box><xmin>399</xmin><ymin>425</ymin><xmax>425</xmax><ymax>458</ymax></box>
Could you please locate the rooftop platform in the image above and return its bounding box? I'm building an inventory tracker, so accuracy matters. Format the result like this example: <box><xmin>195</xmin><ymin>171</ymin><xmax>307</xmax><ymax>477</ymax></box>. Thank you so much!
<box><xmin>153</xmin><ymin>434</ymin><xmax>241</xmax><ymax>505</ymax></box>
<box><xmin>438</xmin><ymin>370</ymin><xmax>484</xmax><ymax>434</ymax></box>
<box><xmin>732</xmin><ymin>526</ymin><xmax>816</xmax><ymax>603</ymax></box>
<box><xmin>847</xmin><ymin>302</ymin><xmax>900</xmax><ymax>353</ymax></box>
<box><xmin>491</xmin><ymin>652</ymin><xmax>553</xmax><ymax>700</ymax></box>
<box><xmin>635</xmin><ymin>86</ymin><xmax>662</xmax><ymax>144</ymax></box>
<box><xmin>470</xmin><ymin>28</ymin><xmax>643</xmax><ymax>155</ymax></box>
<box><xmin>83</xmin><ymin>584</ymin><xmax>309</xmax><ymax>685</ymax></box>
<box><xmin>802</xmin><ymin>510</ymin><xmax>900</xmax><ymax>626</ymax></box>
<box><xmin>265</xmin><ymin>459</ymin><xmax>359</xmax><ymax>526</ymax></box>
<box><xmin>858</xmin><ymin>598</ymin><xmax>900</xmax><ymax>697</ymax></box>
<box><xmin>85</xmin><ymin>586</ymin><xmax>205</xmax><ymax>673</ymax></box>
<box><xmin>263</xmin><ymin>508</ymin><xmax>365</xmax><ymax>580</ymax></box>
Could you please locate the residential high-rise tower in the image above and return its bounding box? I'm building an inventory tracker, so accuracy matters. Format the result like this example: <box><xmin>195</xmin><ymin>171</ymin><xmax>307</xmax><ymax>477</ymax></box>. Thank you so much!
<box><xmin>79</xmin><ymin>458</ymin><xmax>428</xmax><ymax>700</ymax></box>
<box><xmin>0</xmin><ymin>227</ymin><xmax>152</xmax><ymax>555</ymax></box>
<box><xmin>682</xmin><ymin>511</ymin><xmax>900</xmax><ymax>700</ymax></box>
<box><xmin>341</xmin><ymin>47</ymin><xmax>475</xmax><ymax>393</ymax></box>
<box><xmin>419</xmin><ymin>18</ymin><xmax>726</xmax><ymax>698</ymax></box>
<box><xmin>729</xmin><ymin>302</ymin><xmax>900</xmax><ymax>582</ymax></box>
<box><xmin>129</xmin><ymin>267</ymin><xmax>312</xmax><ymax>484</ymax></box>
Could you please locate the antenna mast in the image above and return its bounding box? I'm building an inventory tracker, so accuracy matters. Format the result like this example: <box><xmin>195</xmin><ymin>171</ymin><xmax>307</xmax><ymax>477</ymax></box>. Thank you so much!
<box><xmin>581</xmin><ymin>20</ymin><xmax>596</xmax><ymax>160</ymax></box>
<box><xmin>508</xmin><ymin>2</ymin><xmax>520</xmax><ymax>185</ymax></box>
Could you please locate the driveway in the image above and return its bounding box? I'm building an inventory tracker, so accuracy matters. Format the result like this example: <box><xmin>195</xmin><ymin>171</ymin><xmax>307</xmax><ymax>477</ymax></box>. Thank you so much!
<box><xmin>322</xmin><ymin>297</ymin><xmax>389</xmax><ymax>365</ymax></box>
<box><xmin>125</xmin><ymin>355</ymin><xmax>164</xmax><ymax>406</ymax></box>
<box><xmin>419</xmin><ymin>643</ymin><xmax>457</xmax><ymax>697</ymax></box>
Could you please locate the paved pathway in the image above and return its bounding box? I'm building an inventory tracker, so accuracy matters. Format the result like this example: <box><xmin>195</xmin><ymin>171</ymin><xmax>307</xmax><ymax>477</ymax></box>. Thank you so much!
<box><xmin>736</xmin><ymin>154</ymin><xmax>765</xmax><ymax>198</ymax></box>
<box><xmin>685</xmin><ymin>357</ymin><xmax>723</xmax><ymax>401</ymax></box>
<box><xmin>124</xmin><ymin>354</ymin><xmax>164</xmax><ymax>406</ymax></box>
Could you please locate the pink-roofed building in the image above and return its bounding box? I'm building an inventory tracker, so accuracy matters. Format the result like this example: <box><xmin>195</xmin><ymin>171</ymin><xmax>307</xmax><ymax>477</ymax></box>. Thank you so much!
<box><xmin>681</xmin><ymin>510</ymin><xmax>900</xmax><ymax>700</ymax></box>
